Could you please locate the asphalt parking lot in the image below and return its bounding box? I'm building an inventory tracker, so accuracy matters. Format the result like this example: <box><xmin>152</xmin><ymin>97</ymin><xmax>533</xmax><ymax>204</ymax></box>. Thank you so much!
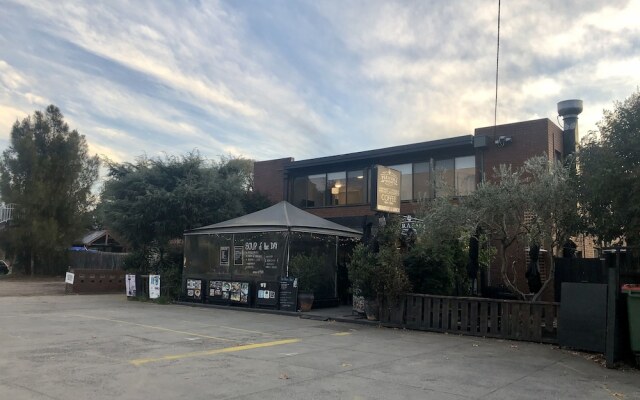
<box><xmin>0</xmin><ymin>294</ymin><xmax>638</xmax><ymax>400</ymax></box>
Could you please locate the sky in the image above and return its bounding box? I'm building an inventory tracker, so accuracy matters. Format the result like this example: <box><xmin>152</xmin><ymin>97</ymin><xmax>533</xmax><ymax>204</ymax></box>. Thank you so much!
<box><xmin>1</xmin><ymin>0</ymin><xmax>639</xmax><ymax>166</ymax></box>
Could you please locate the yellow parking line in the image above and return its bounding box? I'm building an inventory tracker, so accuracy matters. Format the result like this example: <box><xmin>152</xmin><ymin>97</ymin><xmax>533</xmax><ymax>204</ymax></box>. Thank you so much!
<box><xmin>70</xmin><ymin>314</ymin><xmax>234</xmax><ymax>342</ymax></box>
<box><xmin>332</xmin><ymin>332</ymin><xmax>352</xmax><ymax>336</ymax></box>
<box><xmin>130</xmin><ymin>338</ymin><xmax>301</xmax><ymax>366</ymax></box>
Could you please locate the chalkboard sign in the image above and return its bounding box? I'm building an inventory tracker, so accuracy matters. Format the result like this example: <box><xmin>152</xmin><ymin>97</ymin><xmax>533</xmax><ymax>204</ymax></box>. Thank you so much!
<box><xmin>279</xmin><ymin>277</ymin><xmax>298</xmax><ymax>312</ymax></box>
<box><xmin>255</xmin><ymin>281</ymin><xmax>279</xmax><ymax>308</ymax></box>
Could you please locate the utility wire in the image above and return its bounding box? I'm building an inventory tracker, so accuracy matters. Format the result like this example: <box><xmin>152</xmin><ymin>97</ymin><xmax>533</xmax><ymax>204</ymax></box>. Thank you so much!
<box><xmin>493</xmin><ymin>0</ymin><xmax>501</xmax><ymax>138</ymax></box>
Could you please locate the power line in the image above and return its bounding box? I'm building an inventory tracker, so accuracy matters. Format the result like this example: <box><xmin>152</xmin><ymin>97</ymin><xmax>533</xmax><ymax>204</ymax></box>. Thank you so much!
<box><xmin>493</xmin><ymin>0</ymin><xmax>501</xmax><ymax>138</ymax></box>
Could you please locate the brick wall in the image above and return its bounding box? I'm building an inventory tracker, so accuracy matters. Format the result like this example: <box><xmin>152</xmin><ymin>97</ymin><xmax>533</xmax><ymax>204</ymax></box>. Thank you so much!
<box><xmin>475</xmin><ymin>119</ymin><xmax>560</xmax><ymax>181</ymax></box>
<box><xmin>475</xmin><ymin>119</ymin><xmax>564</xmax><ymax>292</ymax></box>
<box><xmin>254</xmin><ymin>157</ymin><xmax>292</xmax><ymax>204</ymax></box>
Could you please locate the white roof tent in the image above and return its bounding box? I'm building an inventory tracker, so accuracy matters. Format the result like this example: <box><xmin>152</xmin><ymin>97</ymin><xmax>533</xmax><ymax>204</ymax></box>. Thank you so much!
<box><xmin>185</xmin><ymin>201</ymin><xmax>362</xmax><ymax>238</ymax></box>
<box><xmin>182</xmin><ymin>202</ymin><xmax>361</xmax><ymax>306</ymax></box>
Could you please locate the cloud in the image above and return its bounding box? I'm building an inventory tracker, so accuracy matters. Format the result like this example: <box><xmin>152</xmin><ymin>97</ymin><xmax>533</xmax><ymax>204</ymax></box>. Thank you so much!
<box><xmin>1</xmin><ymin>0</ymin><xmax>639</xmax><ymax>168</ymax></box>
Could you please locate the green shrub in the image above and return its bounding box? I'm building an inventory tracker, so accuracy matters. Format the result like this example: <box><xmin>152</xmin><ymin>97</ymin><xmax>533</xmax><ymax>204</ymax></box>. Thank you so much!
<box><xmin>289</xmin><ymin>254</ymin><xmax>324</xmax><ymax>293</ymax></box>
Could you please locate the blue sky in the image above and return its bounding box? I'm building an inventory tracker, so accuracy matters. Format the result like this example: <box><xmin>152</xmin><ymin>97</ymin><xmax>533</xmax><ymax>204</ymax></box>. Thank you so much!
<box><xmin>1</xmin><ymin>0</ymin><xmax>639</xmax><ymax>166</ymax></box>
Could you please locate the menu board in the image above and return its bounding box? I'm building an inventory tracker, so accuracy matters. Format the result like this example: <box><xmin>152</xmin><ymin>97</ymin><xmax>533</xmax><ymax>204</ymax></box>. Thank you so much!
<box><xmin>279</xmin><ymin>277</ymin><xmax>298</xmax><ymax>312</ymax></box>
<box><xmin>232</xmin><ymin>233</ymin><xmax>284</xmax><ymax>279</ymax></box>
<box><xmin>255</xmin><ymin>281</ymin><xmax>278</xmax><ymax>308</ymax></box>
<box><xmin>185</xmin><ymin>278</ymin><xmax>203</xmax><ymax>302</ymax></box>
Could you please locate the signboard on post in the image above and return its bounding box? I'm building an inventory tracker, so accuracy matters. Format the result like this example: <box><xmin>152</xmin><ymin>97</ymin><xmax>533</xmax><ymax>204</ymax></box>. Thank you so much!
<box><xmin>279</xmin><ymin>277</ymin><xmax>298</xmax><ymax>312</ymax></box>
<box><xmin>371</xmin><ymin>165</ymin><xmax>401</xmax><ymax>214</ymax></box>
<box><xmin>149</xmin><ymin>275</ymin><xmax>160</xmax><ymax>299</ymax></box>
<box><xmin>126</xmin><ymin>274</ymin><xmax>136</xmax><ymax>297</ymax></box>
<box><xmin>65</xmin><ymin>272</ymin><xmax>75</xmax><ymax>285</ymax></box>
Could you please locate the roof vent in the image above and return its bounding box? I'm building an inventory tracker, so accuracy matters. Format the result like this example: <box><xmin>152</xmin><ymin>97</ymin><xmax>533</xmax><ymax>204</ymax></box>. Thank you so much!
<box><xmin>557</xmin><ymin>99</ymin><xmax>583</xmax><ymax>157</ymax></box>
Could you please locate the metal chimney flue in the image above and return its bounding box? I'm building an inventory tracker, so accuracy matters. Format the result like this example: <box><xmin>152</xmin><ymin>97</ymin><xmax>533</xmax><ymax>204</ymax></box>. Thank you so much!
<box><xmin>558</xmin><ymin>99</ymin><xmax>583</xmax><ymax>158</ymax></box>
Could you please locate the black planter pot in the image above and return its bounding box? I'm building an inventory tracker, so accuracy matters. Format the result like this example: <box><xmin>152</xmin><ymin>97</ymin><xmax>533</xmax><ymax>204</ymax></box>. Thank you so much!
<box><xmin>298</xmin><ymin>292</ymin><xmax>314</xmax><ymax>312</ymax></box>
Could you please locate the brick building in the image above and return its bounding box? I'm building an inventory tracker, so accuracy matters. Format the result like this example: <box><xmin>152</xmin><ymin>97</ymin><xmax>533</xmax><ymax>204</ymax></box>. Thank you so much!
<box><xmin>254</xmin><ymin>116</ymin><xmax>587</xmax><ymax>294</ymax></box>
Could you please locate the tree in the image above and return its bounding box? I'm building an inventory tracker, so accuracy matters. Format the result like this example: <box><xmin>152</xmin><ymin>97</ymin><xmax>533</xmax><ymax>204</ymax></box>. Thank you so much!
<box><xmin>578</xmin><ymin>89</ymin><xmax>640</xmax><ymax>246</ymax></box>
<box><xmin>99</xmin><ymin>152</ymin><xmax>272</xmax><ymax>297</ymax></box>
<box><xmin>419</xmin><ymin>156</ymin><xmax>580</xmax><ymax>300</ymax></box>
<box><xmin>411</xmin><ymin>196</ymin><xmax>474</xmax><ymax>296</ymax></box>
<box><xmin>465</xmin><ymin>156</ymin><xmax>581</xmax><ymax>299</ymax></box>
<box><xmin>0</xmin><ymin>105</ymin><xmax>99</xmax><ymax>275</ymax></box>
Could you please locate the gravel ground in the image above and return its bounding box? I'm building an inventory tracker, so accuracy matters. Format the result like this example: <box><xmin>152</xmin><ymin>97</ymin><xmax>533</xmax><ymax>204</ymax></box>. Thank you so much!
<box><xmin>0</xmin><ymin>275</ymin><xmax>66</xmax><ymax>296</ymax></box>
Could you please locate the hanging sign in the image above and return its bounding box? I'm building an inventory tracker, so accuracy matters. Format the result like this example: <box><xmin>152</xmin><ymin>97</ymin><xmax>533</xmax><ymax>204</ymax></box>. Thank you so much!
<box><xmin>371</xmin><ymin>165</ymin><xmax>401</xmax><ymax>214</ymax></box>
<box><xmin>149</xmin><ymin>275</ymin><xmax>160</xmax><ymax>299</ymax></box>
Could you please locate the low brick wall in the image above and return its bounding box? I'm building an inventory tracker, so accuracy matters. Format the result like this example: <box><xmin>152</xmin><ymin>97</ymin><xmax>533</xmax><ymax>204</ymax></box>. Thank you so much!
<box><xmin>66</xmin><ymin>269</ymin><xmax>126</xmax><ymax>294</ymax></box>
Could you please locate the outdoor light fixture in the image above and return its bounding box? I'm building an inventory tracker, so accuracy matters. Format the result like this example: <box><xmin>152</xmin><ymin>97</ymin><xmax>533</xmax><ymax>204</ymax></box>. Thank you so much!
<box><xmin>494</xmin><ymin>135</ymin><xmax>512</xmax><ymax>147</ymax></box>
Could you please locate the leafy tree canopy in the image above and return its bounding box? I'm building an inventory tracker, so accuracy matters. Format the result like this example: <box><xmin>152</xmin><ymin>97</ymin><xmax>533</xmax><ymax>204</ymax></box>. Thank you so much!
<box><xmin>99</xmin><ymin>152</ymin><xmax>271</xmax><ymax>251</ymax></box>
<box><xmin>578</xmin><ymin>89</ymin><xmax>640</xmax><ymax>246</ymax></box>
<box><xmin>0</xmin><ymin>105</ymin><xmax>100</xmax><ymax>275</ymax></box>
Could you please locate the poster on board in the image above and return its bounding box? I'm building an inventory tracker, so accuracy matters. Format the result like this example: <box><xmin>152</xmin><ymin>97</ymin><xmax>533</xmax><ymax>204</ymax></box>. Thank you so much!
<box><xmin>220</xmin><ymin>246</ymin><xmax>230</xmax><ymax>266</ymax></box>
<box><xmin>149</xmin><ymin>274</ymin><xmax>160</xmax><ymax>299</ymax></box>
<box><xmin>234</xmin><ymin>246</ymin><xmax>244</xmax><ymax>266</ymax></box>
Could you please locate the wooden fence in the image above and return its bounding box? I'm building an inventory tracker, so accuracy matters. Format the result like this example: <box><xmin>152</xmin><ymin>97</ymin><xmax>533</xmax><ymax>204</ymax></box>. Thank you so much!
<box><xmin>379</xmin><ymin>293</ymin><xmax>559</xmax><ymax>344</ymax></box>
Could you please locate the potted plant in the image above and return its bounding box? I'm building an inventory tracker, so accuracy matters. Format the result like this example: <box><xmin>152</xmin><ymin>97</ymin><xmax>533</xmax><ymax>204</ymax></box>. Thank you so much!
<box><xmin>347</xmin><ymin>244</ymin><xmax>378</xmax><ymax>319</ymax></box>
<box><xmin>289</xmin><ymin>253</ymin><xmax>324</xmax><ymax>312</ymax></box>
<box><xmin>348</xmin><ymin>233</ymin><xmax>411</xmax><ymax>321</ymax></box>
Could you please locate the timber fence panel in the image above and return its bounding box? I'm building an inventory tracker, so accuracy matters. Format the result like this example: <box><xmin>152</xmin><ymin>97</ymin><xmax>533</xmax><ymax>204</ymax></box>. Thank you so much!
<box><xmin>395</xmin><ymin>294</ymin><xmax>559</xmax><ymax>344</ymax></box>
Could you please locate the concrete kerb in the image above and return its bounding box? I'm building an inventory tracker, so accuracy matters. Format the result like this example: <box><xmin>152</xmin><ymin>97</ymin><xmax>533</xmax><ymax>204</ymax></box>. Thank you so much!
<box><xmin>174</xmin><ymin>300</ymin><xmax>382</xmax><ymax>328</ymax></box>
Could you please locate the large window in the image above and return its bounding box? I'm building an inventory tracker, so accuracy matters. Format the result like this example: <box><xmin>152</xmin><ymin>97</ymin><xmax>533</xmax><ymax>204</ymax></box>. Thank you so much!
<box><xmin>434</xmin><ymin>159</ymin><xmax>455</xmax><ymax>197</ymax></box>
<box><xmin>389</xmin><ymin>164</ymin><xmax>413</xmax><ymax>201</ymax></box>
<box><xmin>347</xmin><ymin>170</ymin><xmax>366</xmax><ymax>204</ymax></box>
<box><xmin>413</xmin><ymin>162</ymin><xmax>432</xmax><ymax>200</ymax></box>
<box><xmin>455</xmin><ymin>156</ymin><xmax>476</xmax><ymax>196</ymax></box>
<box><xmin>292</xmin><ymin>176</ymin><xmax>308</xmax><ymax>208</ymax></box>
<box><xmin>327</xmin><ymin>172</ymin><xmax>346</xmax><ymax>205</ymax></box>
<box><xmin>290</xmin><ymin>156</ymin><xmax>475</xmax><ymax>207</ymax></box>
<box><xmin>308</xmin><ymin>174</ymin><xmax>326</xmax><ymax>207</ymax></box>
<box><xmin>291</xmin><ymin>169</ymin><xmax>368</xmax><ymax>208</ymax></box>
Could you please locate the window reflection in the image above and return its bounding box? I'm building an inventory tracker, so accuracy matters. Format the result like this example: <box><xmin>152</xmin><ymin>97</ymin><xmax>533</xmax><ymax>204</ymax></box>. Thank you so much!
<box><xmin>327</xmin><ymin>172</ymin><xmax>346</xmax><ymax>205</ymax></box>
<box><xmin>389</xmin><ymin>164</ymin><xmax>412</xmax><ymax>201</ymax></box>
<box><xmin>455</xmin><ymin>156</ymin><xmax>476</xmax><ymax>196</ymax></box>
<box><xmin>435</xmin><ymin>159</ymin><xmax>455</xmax><ymax>197</ymax></box>
<box><xmin>308</xmin><ymin>174</ymin><xmax>326</xmax><ymax>207</ymax></box>
<box><xmin>413</xmin><ymin>162</ymin><xmax>432</xmax><ymax>200</ymax></box>
<box><xmin>347</xmin><ymin>170</ymin><xmax>366</xmax><ymax>204</ymax></box>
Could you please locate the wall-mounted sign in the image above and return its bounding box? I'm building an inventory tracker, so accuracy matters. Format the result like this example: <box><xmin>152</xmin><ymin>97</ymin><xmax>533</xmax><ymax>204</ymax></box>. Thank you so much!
<box><xmin>401</xmin><ymin>215</ymin><xmax>423</xmax><ymax>235</ymax></box>
<box><xmin>186</xmin><ymin>278</ymin><xmax>203</xmax><ymax>301</ymax></box>
<box><xmin>371</xmin><ymin>165</ymin><xmax>401</xmax><ymax>214</ymax></box>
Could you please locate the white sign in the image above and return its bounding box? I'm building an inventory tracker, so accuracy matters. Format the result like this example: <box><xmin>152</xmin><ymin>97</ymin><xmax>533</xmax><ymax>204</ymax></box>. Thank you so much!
<box><xmin>65</xmin><ymin>272</ymin><xmax>75</xmax><ymax>285</ymax></box>
<box><xmin>149</xmin><ymin>275</ymin><xmax>161</xmax><ymax>299</ymax></box>
<box><xmin>126</xmin><ymin>274</ymin><xmax>137</xmax><ymax>297</ymax></box>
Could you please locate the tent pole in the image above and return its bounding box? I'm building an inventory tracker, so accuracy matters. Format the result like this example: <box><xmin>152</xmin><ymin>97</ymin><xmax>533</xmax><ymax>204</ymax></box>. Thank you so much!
<box><xmin>335</xmin><ymin>235</ymin><xmax>339</xmax><ymax>298</ymax></box>
<box><xmin>286</xmin><ymin>228</ymin><xmax>291</xmax><ymax>277</ymax></box>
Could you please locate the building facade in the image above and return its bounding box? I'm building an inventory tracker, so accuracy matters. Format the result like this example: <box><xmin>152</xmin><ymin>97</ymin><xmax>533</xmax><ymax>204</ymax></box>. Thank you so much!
<box><xmin>254</xmin><ymin>118</ymin><xmax>573</xmax><ymax>294</ymax></box>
